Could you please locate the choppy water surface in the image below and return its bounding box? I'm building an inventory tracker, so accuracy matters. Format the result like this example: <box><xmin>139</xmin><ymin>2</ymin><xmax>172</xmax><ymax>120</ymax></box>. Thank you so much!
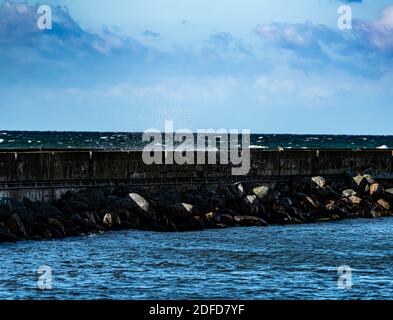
<box><xmin>1</xmin><ymin>218</ymin><xmax>393</xmax><ymax>300</ymax></box>
<box><xmin>1</xmin><ymin>131</ymin><xmax>393</xmax><ymax>150</ymax></box>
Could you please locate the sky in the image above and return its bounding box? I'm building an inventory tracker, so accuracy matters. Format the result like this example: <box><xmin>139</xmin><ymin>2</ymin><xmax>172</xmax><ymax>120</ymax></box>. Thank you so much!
<box><xmin>0</xmin><ymin>0</ymin><xmax>393</xmax><ymax>134</ymax></box>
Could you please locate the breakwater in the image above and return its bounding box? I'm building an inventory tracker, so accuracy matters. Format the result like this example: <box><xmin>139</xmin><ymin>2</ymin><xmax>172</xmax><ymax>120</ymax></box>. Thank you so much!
<box><xmin>0</xmin><ymin>149</ymin><xmax>392</xmax><ymax>201</ymax></box>
<box><xmin>0</xmin><ymin>149</ymin><xmax>393</xmax><ymax>242</ymax></box>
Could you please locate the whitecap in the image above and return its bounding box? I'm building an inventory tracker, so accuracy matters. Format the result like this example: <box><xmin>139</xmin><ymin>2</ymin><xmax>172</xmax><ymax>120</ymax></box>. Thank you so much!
<box><xmin>0</xmin><ymin>139</ymin><xmax>4</xmax><ymax>143</ymax></box>
<box><xmin>377</xmin><ymin>145</ymin><xmax>388</xmax><ymax>149</ymax></box>
<box><xmin>248</xmin><ymin>145</ymin><xmax>268</xmax><ymax>149</ymax></box>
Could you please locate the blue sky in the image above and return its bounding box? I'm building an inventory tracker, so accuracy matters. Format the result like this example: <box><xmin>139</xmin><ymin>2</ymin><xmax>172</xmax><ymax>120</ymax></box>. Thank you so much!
<box><xmin>0</xmin><ymin>0</ymin><xmax>393</xmax><ymax>133</ymax></box>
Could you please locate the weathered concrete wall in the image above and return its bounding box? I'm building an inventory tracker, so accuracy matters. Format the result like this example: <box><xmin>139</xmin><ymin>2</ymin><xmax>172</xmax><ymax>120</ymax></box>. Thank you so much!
<box><xmin>0</xmin><ymin>149</ymin><xmax>392</xmax><ymax>201</ymax></box>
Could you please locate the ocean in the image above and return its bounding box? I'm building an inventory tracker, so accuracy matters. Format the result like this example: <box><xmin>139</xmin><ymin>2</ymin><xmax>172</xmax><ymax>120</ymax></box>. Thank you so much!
<box><xmin>0</xmin><ymin>131</ymin><xmax>393</xmax><ymax>150</ymax></box>
<box><xmin>1</xmin><ymin>218</ymin><xmax>393</xmax><ymax>300</ymax></box>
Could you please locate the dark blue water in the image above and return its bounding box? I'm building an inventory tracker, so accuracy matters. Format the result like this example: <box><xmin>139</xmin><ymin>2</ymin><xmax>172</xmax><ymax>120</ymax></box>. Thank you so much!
<box><xmin>1</xmin><ymin>218</ymin><xmax>393</xmax><ymax>300</ymax></box>
<box><xmin>1</xmin><ymin>131</ymin><xmax>393</xmax><ymax>150</ymax></box>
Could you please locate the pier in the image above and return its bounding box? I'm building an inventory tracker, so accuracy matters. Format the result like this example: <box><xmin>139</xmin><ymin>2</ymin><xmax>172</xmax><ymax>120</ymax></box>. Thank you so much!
<box><xmin>0</xmin><ymin>149</ymin><xmax>392</xmax><ymax>201</ymax></box>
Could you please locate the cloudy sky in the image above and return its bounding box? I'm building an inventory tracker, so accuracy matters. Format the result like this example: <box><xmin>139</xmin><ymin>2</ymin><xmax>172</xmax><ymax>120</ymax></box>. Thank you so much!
<box><xmin>0</xmin><ymin>0</ymin><xmax>393</xmax><ymax>133</ymax></box>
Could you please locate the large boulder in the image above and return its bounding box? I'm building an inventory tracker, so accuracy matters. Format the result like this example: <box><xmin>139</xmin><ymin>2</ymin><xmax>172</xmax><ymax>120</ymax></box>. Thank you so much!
<box><xmin>77</xmin><ymin>189</ymin><xmax>106</xmax><ymax>210</ymax></box>
<box><xmin>115</xmin><ymin>209</ymin><xmax>139</xmax><ymax>228</ymax></box>
<box><xmin>352</xmin><ymin>175</ymin><xmax>369</xmax><ymax>193</ymax></box>
<box><xmin>39</xmin><ymin>203</ymin><xmax>64</xmax><ymax>218</ymax></box>
<box><xmin>0</xmin><ymin>224</ymin><xmax>16</xmax><ymax>243</ymax></box>
<box><xmin>348</xmin><ymin>195</ymin><xmax>363</xmax><ymax>205</ymax></box>
<box><xmin>220</xmin><ymin>214</ymin><xmax>235</xmax><ymax>226</ymax></box>
<box><xmin>6</xmin><ymin>214</ymin><xmax>27</xmax><ymax>239</ymax></box>
<box><xmin>205</xmin><ymin>212</ymin><xmax>221</xmax><ymax>223</ymax></box>
<box><xmin>167</xmin><ymin>203</ymin><xmax>200</xmax><ymax>223</ymax></box>
<box><xmin>252</xmin><ymin>185</ymin><xmax>271</xmax><ymax>200</ymax></box>
<box><xmin>112</xmin><ymin>185</ymin><xmax>133</xmax><ymax>198</ymax></box>
<box><xmin>371</xmin><ymin>206</ymin><xmax>390</xmax><ymax>218</ymax></box>
<box><xmin>270</xmin><ymin>210</ymin><xmax>293</xmax><ymax>224</ymax></box>
<box><xmin>102</xmin><ymin>213</ymin><xmax>121</xmax><ymax>228</ymax></box>
<box><xmin>240</xmin><ymin>195</ymin><xmax>259</xmax><ymax>216</ymax></box>
<box><xmin>306</xmin><ymin>196</ymin><xmax>320</xmax><ymax>209</ymax></box>
<box><xmin>370</xmin><ymin>183</ymin><xmax>384</xmax><ymax>197</ymax></box>
<box><xmin>363</xmin><ymin>174</ymin><xmax>376</xmax><ymax>185</ymax></box>
<box><xmin>384</xmin><ymin>188</ymin><xmax>393</xmax><ymax>200</ymax></box>
<box><xmin>31</xmin><ymin>222</ymin><xmax>51</xmax><ymax>239</ymax></box>
<box><xmin>224</xmin><ymin>182</ymin><xmax>245</xmax><ymax>199</ymax></box>
<box><xmin>311</xmin><ymin>176</ymin><xmax>326</xmax><ymax>189</ymax></box>
<box><xmin>125</xmin><ymin>193</ymin><xmax>157</xmax><ymax>224</ymax></box>
<box><xmin>342</xmin><ymin>189</ymin><xmax>357</xmax><ymax>198</ymax></box>
<box><xmin>47</xmin><ymin>217</ymin><xmax>65</xmax><ymax>237</ymax></box>
<box><xmin>233</xmin><ymin>215</ymin><xmax>268</xmax><ymax>227</ymax></box>
<box><xmin>62</xmin><ymin>198</ymin><xmax>90</xmax><ymax>215</ymax></box>
<box><xmin>377</xmin><ymin>199</ymin><xmax>391</xmax><ymax>211</ymax></box>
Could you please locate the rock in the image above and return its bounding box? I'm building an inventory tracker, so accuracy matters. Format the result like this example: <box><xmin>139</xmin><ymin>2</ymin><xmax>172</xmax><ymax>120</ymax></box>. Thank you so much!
<box><xmin>31</xmin><ymin>222</ymin><xmax>52</xmax><ymax>239</ymax></box>
<box><xmin>370</xmin><ymin>206</ymin><xmax>389</xmax><ymax>218</ymax></box>
<box><xmin>279</xmin><ymin>197</ymin><xmax>293</xmax><ymax>208</ymax></box>
<box><xmin>83</xmin><ymin>211</ymin><xmax>100</xmax><ymax>225</ymax></box>
<box><xmin>39</xmin><ymin>203</ymin><xmax>64</xmax><ymax>218</ymax></box>
<box><xmin>218</xmin><ymin>208</ymin><xmax>236</xmax><ymax>217</ymax></box>
<box><xmin>370</xmin><ymin>183</ymin><xmax>384</xmax><ymax>197</ymax></box>
<box><xmin>348</xmin><ymin>195</ymin><xmax>363</xmax><ymax>205</ymax></box>
<box><xmin>377</xmin><ymin>199</ymin><xmax>391</xmax><ymax>210</ymax></box>
<box><xmin>325</xmin><ymin>200</ymin><xmax>349</xmax><ymax>218</ymax></box>
<box><xmin>233</xmin><ymin>215</ymin><xmax>268</xmax><ymax>227</ymax></box>
<box><xmin>63</xmin><ymin>199</ymin><xmax>89</xmax><ymax>214</ymax></box>
<box><xmin>125</xmin><ymin>193</ymin><xmax>157</xmax><ymax>224</ymax></box>
<box><xmin>352</xmin><ymin>175</ymin><xmax>369</xmax><ymax>193</ymax></box>
<box><xmin>205</xmin><ymin>212</ymin><xmax>220</xmax><ymax>223</ymax></box>
<box><xmin>175</xmin><ymin>216</ymin><xmax>205</xmax><ymax>231</ymax></box>
<box><xmin>77</xmin><ymin>189</ymin><xmax>106</xmax><ymax>209</ymax></box>
<box><xmin>252</xmin><ymin>185</ymin><xmax>270</xmax><ymax>200</ymax></box>
<box><xmin>363</xmin><ymin>174</ymin><xmax>376</xmax><ymax>185</ymax></box>
<box><xmin>102</xmin><ymin>213</ymin><xmax>121</xmax><ymax>228</ymax></box>
<box><xmin>224</xmin><ymin>182</ymin><xmax>245</xmax><ymax>199</ymax></box>
<box><xmin>102</xmin><ymin>213</ymin><xmax>112</xmax><ymax>226</ymax></box>
<box><xmin>70</xmin><ymin>213</ymin><xmax>82</xmax><ymax>224</ymax></box>
<box><xmin>384</xmin><ymin>188</ymin><xmax>393</xmax><ymax>200</ymax></box>
<box><xmin>65</xmin><ymin>227</ymin><xmax>80</xmax><ymax>237</ymax></box>
<box><xmin>127</xmin><ymin>193</ymin><xmax>150</xmax><ymax>211</ymax></box>
<box><xmin>0</xmin><ymin>204</ymin><xmax>10</xmax><ymax>221</ymax></box>
<box><xmin>311</xmin><ymin>176</ymin><xmax>326</xmax><ymax>188</ymax></box>
<box><xmin>0</xmin><ymin>224</ymin><xmax>16</xmax><ymax>243</ymax></box>
<box><xmin>270</xmin><ymin>210</ymin><xmax>293</xmax><ymax>224</ymax></box>
<box><xmin>167</xmin><ymin>203</ymin><xmax>200</xmax><ymax>223</ymax></box>
<box><xmin>6</xmin><ymin>214</ymin><xmax>27</xmax><ymax>239</ymax></box>
<box><xmin>220</xmin><ymin>214</ymin><xmax>235</xmax><ymax>226</ymax></box>
<box><xmin>232</xmin><ymin>182</ymin><xmax>245</xmax><ymax>198</ymax></box>
<box><xmin>116</xmin><ymin>209</ymin><xmax>139</xmax><ymax>228</ymax></box>
<box><xmin>47</xmin><ymin>218</ymin><xmax>65</xmax><ymax>237</ymax></box>
<box><xmin>342</xmin><ymin>189</ymin><xmax>357</xmax><ymax>198</ymax></box>
<box><xmin>112</xmin><ymin>185</ymin><xmax>133</xmax><ymax>198</ymax></box>
<box><xmin>241</xmin><ymin>195</ymin><xmax>259</xmax><ymax>216</ymax></box>
<box><xmin>303</xmin><ymin>196</ymin><xmax>320</xmax><ymax>209</ymax></box>
<box><xmin>47</xmin><ymin>225</ymin><xmax>64</xmax><ymax>239</ymax></box>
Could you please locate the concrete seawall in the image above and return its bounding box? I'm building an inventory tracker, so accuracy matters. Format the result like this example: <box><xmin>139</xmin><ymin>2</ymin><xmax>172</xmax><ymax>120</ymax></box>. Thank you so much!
<box><xmin>0</xmin><ymin>149</ymin><xmax>392</xmax><ymax>201</ymax></box>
